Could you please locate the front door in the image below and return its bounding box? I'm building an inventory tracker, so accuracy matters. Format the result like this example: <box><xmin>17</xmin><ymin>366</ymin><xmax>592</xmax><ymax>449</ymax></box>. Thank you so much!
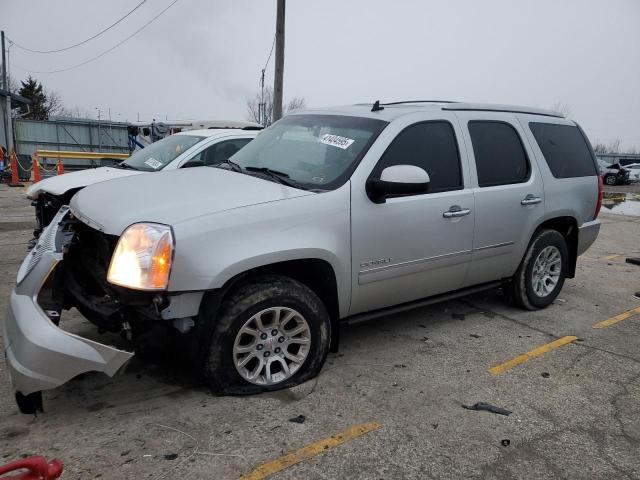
<box><xmin>349</xmin><ymin>117</ymin><xmax>475</xmax><ymax>315</ymax></box>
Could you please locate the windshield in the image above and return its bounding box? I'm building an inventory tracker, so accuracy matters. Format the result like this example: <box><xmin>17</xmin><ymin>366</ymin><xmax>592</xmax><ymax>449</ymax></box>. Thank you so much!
<box><xmin>122</xmin><ymin>134</ymin><xmax>205</xmax><ymax>171</ymax></box>
<box><xmin>229</xmin><ymin>114</ymin><xmax>387</xmax><ymax>190</ymax></box>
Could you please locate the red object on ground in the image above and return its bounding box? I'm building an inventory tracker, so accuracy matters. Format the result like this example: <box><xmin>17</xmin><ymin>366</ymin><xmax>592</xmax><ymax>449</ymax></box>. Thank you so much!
<box><xmin>32</xmin><ymin>153</ymin><xmax>41</xmax><ymax>183</ymax></box>
<box><xmin>56</xmin><ymin>158</ymin><xmax>64</xmax><ymax>175</ymax></box>
<box><xmin>9</xmin><ymin>151</ymin><xmax>21</xmax><ymax>187</ymax></box>
<box><xmin>0</xmin><ymin>456</ymin><xmax>63</xmax><ymax>479</ymax></box>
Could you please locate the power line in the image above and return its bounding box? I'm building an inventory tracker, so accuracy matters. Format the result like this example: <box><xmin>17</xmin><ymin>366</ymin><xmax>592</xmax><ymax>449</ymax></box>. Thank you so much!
<box><xmin>11</xmin><ymin>0</ymin><xmax>180</xmax><ymax>74</ymax></box>
<box><xmin>263</xmin><ymin>34</ymin><xmax>276</xmax><ymax>72</ymax></box>
<box><xmin>9</xmin><ymin>0</ymin><xmax>147</xmax><ymax>54</ymax></box>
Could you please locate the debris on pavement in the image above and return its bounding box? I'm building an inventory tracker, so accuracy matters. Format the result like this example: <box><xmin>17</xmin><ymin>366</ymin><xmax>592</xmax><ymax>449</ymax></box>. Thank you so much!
<box><xmin>470</xmin><ymin>334</ymin><xmax>481</xmax><ymax>338</ymax></box>
<box><xmin>462</xmin><ymin>402</ymin><xmax>512</xmax><ymax>416</ymax></box>
<box><xmin>163</xmin><ymin>453</ymin><xmax>178</xmax><ymax>461</ymax></box>
<box><xmin>625</xmin><ymin>257</ymin><xmax>640</xmax><ymax>266</ymax></box>
<box><xmin>451</xmin><ymin>313</ymin><xmax>466</xmax><ymax>321</ymax></box>
<box><xmin>288</xmin><ymin>415</ymin><xmax>306</xmax><ymax>424</ymax></box>
<box><xmin>501</xmin><ymin>439</ymin><xmax>511</xmax><ymax>447</ymax></box>
<box><xmin>541</xmin><ymin>372</ymin><xmax>550</xmax><ymax>378</ymax></box>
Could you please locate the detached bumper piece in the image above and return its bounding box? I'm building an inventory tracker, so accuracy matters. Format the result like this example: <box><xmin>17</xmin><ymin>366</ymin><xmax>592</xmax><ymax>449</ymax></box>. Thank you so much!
<box><xmin>3</xmin><ymin>207</ymin><xmax>133</xmax><ymax>413</ymax></box>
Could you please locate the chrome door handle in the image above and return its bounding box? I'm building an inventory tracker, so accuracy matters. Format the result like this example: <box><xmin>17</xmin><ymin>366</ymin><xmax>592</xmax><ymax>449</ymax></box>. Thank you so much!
<box><xmin>521</xmin><ymin>194</ymin><xmax>542</xmax><ymax>206</ymax></box>
<box><xmin>443</xmin><ymin>206</ymin><xmax>471</xmax><ymax>218</ymax></box>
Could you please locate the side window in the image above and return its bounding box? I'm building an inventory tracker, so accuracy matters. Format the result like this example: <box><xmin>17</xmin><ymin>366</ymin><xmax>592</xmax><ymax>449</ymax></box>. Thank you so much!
<box><xmin>529</xmin><ymin>123</ymin><xmax>597</xmax><ymax>178</ymax></box>
<box><xmin>185</xmin><ymin>138</ymin><xmax>252</xmax><ymax>167</ymax></box>
<box><xmin>468</xmin><ymin>121</ymin><xmax>530</xmax><ymax>187</ymax></box>
<box><xmin>371</xmin><ymin>121</ymin><xmax>462</xmax><ymax>193</ymax></box>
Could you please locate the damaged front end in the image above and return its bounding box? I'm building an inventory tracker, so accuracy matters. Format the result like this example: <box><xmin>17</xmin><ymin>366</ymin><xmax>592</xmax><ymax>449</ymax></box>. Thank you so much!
<box><xmin>4</xmin><ymin>207</ymin><xmax>201</xmax><ymax>414</ymax></box>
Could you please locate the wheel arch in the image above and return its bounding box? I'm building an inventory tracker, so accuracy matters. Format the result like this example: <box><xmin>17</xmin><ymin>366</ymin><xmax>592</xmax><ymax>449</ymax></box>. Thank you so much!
<box><xmin>199</xmin><ymin>257</ymin><xmax>342</xmax><ymax>352</ymax></box>
<box><xmin>532</xmin><ymin>216</ymin><xmax>579</xmax><ymax>278</ymax></box>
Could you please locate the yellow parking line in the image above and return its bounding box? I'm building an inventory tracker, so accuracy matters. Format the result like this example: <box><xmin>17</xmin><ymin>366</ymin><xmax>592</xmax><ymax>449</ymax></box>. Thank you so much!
<box><xmin>489</xmin><ymin>336</ymin><xmax>578</xmax><ymax>375</ymax></box>
<box><xmin>601</xmin><ymin>254</ymin><xmax>622</xmax><ymax>261</ymax></box>
<box><xmin>593</xmin><ymin>306</ymin><xmax>640</xmax><ymax>329</ymax></box>
<box><xmin>239</xmin><ymin>422</ymin><xmax>381</xmax><ymax>480</ymax></box>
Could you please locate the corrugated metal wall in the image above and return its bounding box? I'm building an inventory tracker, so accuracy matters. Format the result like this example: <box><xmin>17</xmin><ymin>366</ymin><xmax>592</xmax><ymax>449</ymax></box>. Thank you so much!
<box><xmin>14</xmin><ymin>117</ymin><xmax>129</xmax><ymax>168</ymax></box>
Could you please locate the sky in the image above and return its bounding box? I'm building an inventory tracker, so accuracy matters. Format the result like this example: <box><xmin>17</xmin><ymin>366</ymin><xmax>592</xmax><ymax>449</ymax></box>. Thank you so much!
<box><xmin>3</xmin><ymin>0</ymin><xmax>640</xmax><ymax>150</ymax></box>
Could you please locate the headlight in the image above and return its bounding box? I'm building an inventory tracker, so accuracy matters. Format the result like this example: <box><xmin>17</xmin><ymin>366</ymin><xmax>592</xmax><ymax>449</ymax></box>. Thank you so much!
<box><xmin>107</xmin><ymin>223</ymin><xmax>174</xmax><ymax>290</ymax></box>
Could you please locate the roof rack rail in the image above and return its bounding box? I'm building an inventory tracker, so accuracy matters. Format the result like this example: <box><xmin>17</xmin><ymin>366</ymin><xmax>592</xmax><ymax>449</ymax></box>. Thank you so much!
<box><xmin>382</xmin><ymin>100</ymin><xmax>459</xmax><ymax>106</ymax></box>
<box><xmin>442</xmin><ymin>103</ymin><xmax>564</xmax><ymax>118</ymax></box>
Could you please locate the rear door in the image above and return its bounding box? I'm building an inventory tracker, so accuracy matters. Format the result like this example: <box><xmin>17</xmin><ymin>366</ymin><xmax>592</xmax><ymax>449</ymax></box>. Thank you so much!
<box><xmin>456</xmin><ymin>112</ymin><xmax>545</xmax><ymax>286</ymax></box>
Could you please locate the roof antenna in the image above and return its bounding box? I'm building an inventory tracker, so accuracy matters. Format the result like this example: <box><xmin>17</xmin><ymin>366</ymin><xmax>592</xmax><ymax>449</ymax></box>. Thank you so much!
<box><xmin>371</xmin><ymin>100</ymin><xmax>384</xmax><ymax>112</ymax></box>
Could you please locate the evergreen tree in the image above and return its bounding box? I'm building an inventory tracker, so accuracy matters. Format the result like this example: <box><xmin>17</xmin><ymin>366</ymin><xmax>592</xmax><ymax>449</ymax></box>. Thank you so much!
<box><xmin>17</xmin><ymin>76</ymin><xmax>48</xmax><ymax>120</ymax></box>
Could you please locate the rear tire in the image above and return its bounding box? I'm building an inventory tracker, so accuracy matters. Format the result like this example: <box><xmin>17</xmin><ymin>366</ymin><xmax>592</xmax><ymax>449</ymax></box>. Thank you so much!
<box><xmin>604</xmin><ymin>174</ymin><xmax>617</xmax><ymax>186</ymax></box>
<box><xmin>200</xmin><ymin>275</ymin><xmax>331</xmax><ymax>394</ymax></box>
<box><xmin>508</xmin><ymin>229</ymin><xmax>568</xmax><ymax>310</ymax></box>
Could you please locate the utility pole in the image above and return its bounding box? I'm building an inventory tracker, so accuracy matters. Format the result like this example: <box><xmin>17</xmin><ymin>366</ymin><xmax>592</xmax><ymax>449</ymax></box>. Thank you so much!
<box><xmin>272</xmin><ymin>0</ymin><xmax>285</xmax><ymax>122</ymax></box>
<box><xmin>96</xmin><ymin>107</ymin><xmax>102</xmax><ymax>151</ymax></box>
<box><xmin>1</xmin><ymin>31</ymin><xmax>14</xmax><ymax>154</ymax></box>
<box><xmin>259</xmin><ymin>68</ymin><xmax>265</xmax><ymax>125</ymax></box>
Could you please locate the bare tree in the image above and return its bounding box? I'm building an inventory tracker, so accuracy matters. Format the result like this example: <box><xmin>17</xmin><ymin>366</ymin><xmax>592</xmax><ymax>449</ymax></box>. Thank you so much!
<box><xmin>45</xmin><ymin>90</ymin><xmax>67</xmax><ymax>117</ymax></box>
<box><xmin>285</xmin><ymin>97</ymin><xmax>306</xmax><ymax>113</ymax></box>
<box><xmin>7</xmin><ymin>74</ymin><xmax>20</xmax><ymax>94</ymax></box>
<box><xmin>246</xmin><ymin>86</ymin><xmax>306</xmax><ymax>127</ymax></box>
<box><xmin>246</xmin><ymin>85</ymin><xmax>274</xmax><ymax>126</ymax></box>
<box><xmin>593</xmin><ymin>138</ymin><xmax>622</xmax><ymax>154</ymax></box>
<box><xmin>550</xmin><ymin>101</ymin><xmax>571</xmax><ymax>118</ymax></box>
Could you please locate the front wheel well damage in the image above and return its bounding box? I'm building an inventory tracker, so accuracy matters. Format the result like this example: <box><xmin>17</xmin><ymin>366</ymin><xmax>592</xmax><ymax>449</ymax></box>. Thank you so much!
<box><xmin>534</xmin><ymin>216</ymin><xmax>579</xmax><ymax>278</ymax></box>
<box><xmin>199</xmin><ymin>258</ymin><xmax>341</xmax><ymax>351</ymax></box>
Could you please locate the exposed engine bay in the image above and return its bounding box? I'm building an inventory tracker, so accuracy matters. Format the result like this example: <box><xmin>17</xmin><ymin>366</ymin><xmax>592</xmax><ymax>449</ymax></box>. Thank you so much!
<box><xmin>40</xmin><ymin>213</ymin><xmax>184</xmax><ymax>354</ymax></box>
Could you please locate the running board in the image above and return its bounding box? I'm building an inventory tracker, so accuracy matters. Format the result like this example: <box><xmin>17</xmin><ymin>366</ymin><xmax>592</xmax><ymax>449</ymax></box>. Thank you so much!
<box><xmin>342</xmin><ymin>280</ymin><xmax>506</xmax><ymax>326</ymax></box>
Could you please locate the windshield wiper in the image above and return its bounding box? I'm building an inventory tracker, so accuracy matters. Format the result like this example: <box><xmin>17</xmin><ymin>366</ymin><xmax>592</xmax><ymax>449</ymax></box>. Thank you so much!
<box><xmin>115</xmin><ymin>162</ymin><xmax>138</xmax><ymax>170</ymax></box>
<box><xmin>245</xmin><ymin>166</ymin><xmax>306</xmax><ymax>190</ymax></box>
<box><xmin>213</xmin><ymin>159</ymin><xmax>243</xmax><ymax>173</ymax></box>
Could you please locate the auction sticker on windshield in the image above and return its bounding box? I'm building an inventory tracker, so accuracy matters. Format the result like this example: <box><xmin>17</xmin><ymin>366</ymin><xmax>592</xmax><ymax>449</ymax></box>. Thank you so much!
<box><xmin>144</xmin><ymin>158</ymin><xmax>163</xmax><ymax>169</ymax></box>
<box><xmin>320</xmin><ymin>134</ymin><xmax>354</xmax><ymax>150</ymax></box>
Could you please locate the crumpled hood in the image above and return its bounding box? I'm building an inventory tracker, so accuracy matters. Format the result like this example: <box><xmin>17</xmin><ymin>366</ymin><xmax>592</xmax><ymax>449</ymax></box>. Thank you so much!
<box><xmin>70</xmin><ymin>167</ymin><xmax>312</xmax><ymax>235</ymax></box>
<box><xmin>26</xmin><ymin>167</ymin><xmax>144</xmax><ymax>198</ymax></box>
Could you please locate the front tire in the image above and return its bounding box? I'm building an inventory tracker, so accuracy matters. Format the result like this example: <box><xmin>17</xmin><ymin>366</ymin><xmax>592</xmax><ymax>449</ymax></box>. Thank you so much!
<box><xmin>508</xmin><ymin>229</ymin><xmax>568</xmax><ymax>310</ymax></box>
<box><xmin>200</xmin><ymin>275</ymin><xmax>331</xmax><ymax>394</ymax></box>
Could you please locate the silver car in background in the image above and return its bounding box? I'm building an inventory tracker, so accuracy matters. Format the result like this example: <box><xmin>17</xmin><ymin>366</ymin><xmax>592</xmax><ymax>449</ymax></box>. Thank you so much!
<box><xmin>4</xmin><ymin>101</ymin><xmax>601</xmax><ymax>413</ymax></box>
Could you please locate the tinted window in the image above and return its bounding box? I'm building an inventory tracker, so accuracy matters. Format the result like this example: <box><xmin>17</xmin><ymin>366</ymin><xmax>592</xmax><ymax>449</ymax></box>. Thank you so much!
<box><xmin>371</xmin><ymin>121</ymin><xmax>462</xmax><ymax>193</ymax></box>
<box><xmin>192</xmin><ymin>138</ymin><xmax>252</xmax><ymax>166</ymax></box>
<box><xmin>469</xmin><ymin>121</ymin><xmax>530</xmax><ymax>187</ymax></box>
<box><xmin>529</xmin><ymin>123</ymin><xmax>597</xmax><ymax>178</ymax></box>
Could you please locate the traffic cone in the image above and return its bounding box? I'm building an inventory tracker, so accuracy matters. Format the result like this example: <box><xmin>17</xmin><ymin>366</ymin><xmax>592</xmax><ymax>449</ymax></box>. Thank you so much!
<box><xmin>32</xmin><ymin>153</ymin><xmax>41</xmax><ymax>183</ymax></box>
<box><xmin>9</xmin><ymin>151</ymin><xmax>23</xmax><ymax>187</ymax></box>
<box><xmin>56</xmin><ymin>158</ymin><xmax>64</xmax><ymax>175</ymax></box>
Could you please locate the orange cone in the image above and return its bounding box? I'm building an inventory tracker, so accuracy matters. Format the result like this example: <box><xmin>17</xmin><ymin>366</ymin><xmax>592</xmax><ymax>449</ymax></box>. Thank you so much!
<box><xmin>9</xmin><ymin>151</ymin><xmax>23</xmax><ymax>187</ymax></box>
<box><xmin>32</xmin><ymin>153</ymin><xmax>41</xmax><ymax>183</ymax></box>
<box><xmin>56</xmin><ymin>158</ymin><xmax>64</xmax><ymax>175</ymax></box>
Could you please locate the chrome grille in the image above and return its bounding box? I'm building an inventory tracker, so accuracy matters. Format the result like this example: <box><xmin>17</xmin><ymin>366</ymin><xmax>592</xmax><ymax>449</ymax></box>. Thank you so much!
<box><xmin>17</xmin><ymin>206</ymin><xmax>69</xmax><ymax>284</ymax></box>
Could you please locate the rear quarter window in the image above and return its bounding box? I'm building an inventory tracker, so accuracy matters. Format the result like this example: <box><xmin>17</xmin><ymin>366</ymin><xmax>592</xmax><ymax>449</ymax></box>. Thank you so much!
<box><xmin>529</xmin><ymin>123</ymin><xmax>597</xmax><ymax>178</ymax></box>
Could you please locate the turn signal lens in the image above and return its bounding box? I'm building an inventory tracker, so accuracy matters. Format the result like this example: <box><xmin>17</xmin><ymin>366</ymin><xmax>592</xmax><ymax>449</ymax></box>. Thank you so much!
<box><xmin>107</xmin><ymin>223</ymin><xmax>174</xmax><ymax>290</ymax></box>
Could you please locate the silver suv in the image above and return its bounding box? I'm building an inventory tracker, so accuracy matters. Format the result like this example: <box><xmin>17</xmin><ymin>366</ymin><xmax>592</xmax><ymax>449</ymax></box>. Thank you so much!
<box><xmin>4</xmin><ymin>101</ymin><xmax>602</xmax><ymax>412</ymax></box>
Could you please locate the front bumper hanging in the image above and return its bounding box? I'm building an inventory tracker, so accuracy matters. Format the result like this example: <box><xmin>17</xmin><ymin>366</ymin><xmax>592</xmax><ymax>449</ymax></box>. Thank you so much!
<box><xmin>3</xmin><ymin>207</ymin><xmax>133</xmax><ymax>400</ymax></box>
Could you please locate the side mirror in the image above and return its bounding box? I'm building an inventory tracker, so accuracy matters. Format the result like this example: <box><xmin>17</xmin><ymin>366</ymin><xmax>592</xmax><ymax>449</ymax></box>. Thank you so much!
<box><xmin>366</xmin><ymin>165</ymin><xmax>430</xmax><ymax>204</ymax></box>
<box><xmin>182</xmin><ymin>159</ymin><xmax>205</xmax><ymax>168</ymax></box>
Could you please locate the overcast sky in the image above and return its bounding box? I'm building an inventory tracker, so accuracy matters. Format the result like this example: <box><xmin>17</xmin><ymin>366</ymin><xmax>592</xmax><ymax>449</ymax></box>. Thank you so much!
<box><xmin>4</xmin><ymin>0</ymin><xmax>640</xmax><ymax>149</ymax></box>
